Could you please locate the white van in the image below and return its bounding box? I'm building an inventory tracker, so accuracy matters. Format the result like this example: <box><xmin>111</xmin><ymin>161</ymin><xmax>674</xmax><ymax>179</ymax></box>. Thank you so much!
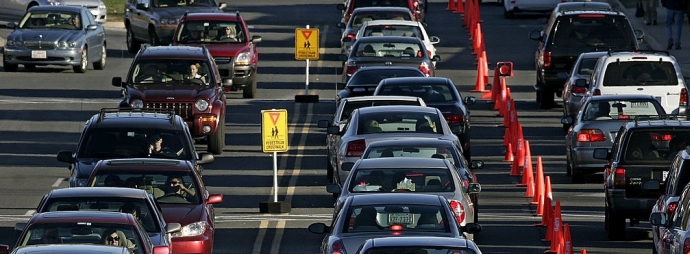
<box><xmin>583</xmin><ymin>51</ymin><xmax>688</xmax><ymax>115</ymax></box>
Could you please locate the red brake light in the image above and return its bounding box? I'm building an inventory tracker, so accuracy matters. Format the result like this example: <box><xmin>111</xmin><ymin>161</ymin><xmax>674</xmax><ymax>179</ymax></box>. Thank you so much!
<box><xmin>571</xmin><ymin>85</ymin><xmax>587</xmax><ymax>94</ymax></box>
<box><xmin>669</xmin><ymin>202</ymin><xmax>679</xmax><ymax>214</ymax></box>
<box><xmin>331</xmin><ymin>240</ymin><xmax>346</xmax><ymax>254</ymax></box>
<box><xmin>543</xmin><ymin>51</ymin><xmax>552</xmax><ymax>68</ymax></box>
<box><xmin>346</xmin><ymin>33</ymin><xmax>355</xmax><ymax>40</ymax></box>
<box><xmin>346</xmin><ymin>65</ymin><xmax>358</xmax><ymax>75</ymax></box>
<box><xmin>613</xmin><ymin>168</ymin><xmax>626</xmax><ymax>188</ymax></box>
<box><xmin>681</xmin><ymin>88</ymin><xmax>688</xmax><ymax>105</ymax></box>
<box><xmin>593</xmin><ymin>89</ymin><xmax>601</xmax><ymax>95</ymax></box>
<box><xmin>427</xmin><ymin>50</ymin><xmax>432</xmax><ymax>57</ymax></box>
<box><xmin>445</xmin><ymin>114</ymin><xmax>464</xmax><ymax>125</ymax></box>
<box><xmin>346</xmin><ymin>139</ymin><xmax>366</xmax><ymax>157</ymax></box>
<box><xmin>449</xmin><ymin>200</ymin><xmax>466</xmax><ymax>225</ymax></box>
<box><xmin>576</xmin><ymin>129</ymin><xmax>606</xmax><ymax>142</ymax></box>
<box><xmin>390</xmin><ymin>224</ymin><xmax>403</xmax><ymax>231</ymax></box>
<box><xmin>618</xmin><ymin>115</ymin><xmax>629</xmax><ymax>119</ymax></box>
<box><xmin>651</xmin><ymin>133</ymin><xmax>673</xmax><ymax>141</ymax></box>
<box><xmin>578</xmin><ymin>14</ymin><xmax>605</xmax><ymax>18</ymax></box>
<box><xmin>419</xmin><ymin>62</ymin><xmax>431</xmax><ymax>76</ymax></box>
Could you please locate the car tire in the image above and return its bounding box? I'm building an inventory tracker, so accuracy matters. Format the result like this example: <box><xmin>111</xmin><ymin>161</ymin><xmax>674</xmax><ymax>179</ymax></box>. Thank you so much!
<box><xmin>473</xmin><ymin>197</ymin><xmax>479</xmax><ymax>223</ymax></box>
<box><xmin>243</xmin><ymin>76</ymin><xmax>257</xmax><ymax>98</ymax></box>
<box><xmin>539</xmin><ymin>87</ymin><xmax>555</xmax><ymax>109</ymax></box>
<box><xmin>93</xmin><ymin>45</ymin><xmax>106</xmax><ymax>70</ymax></box>
<box><xmin>126</xmin><ymin>26</ymin><xmax>141</xmax><ymax>54</ymax></box>
<box><xmin>208</xmin><ymin>115</ymin><xmax>225</xmax><ymax>155</ymax></box>
<box><xmin>149</xmin><ymin>28</ymin><xmax>160</xmax><ymax>46</ymax></box>
<box><xmin>566</xmin><ymin>160</ymin><xmax>572</xmax><ymax>177</ymax></box>
<box><xmin>562</xmin><ymin>123</ymin><xmax>570</xmax><ymax>131</ymax></box>
<box><xmin>3</xmin><ymin>54</ymin><xmax>18</xmax><ymax>72</ymax></box>
<box><xmin>605</xmin><ymin>207</ymin><xmax>626</xmax><ymax>240</ymax></box>
<box><xmin>73</xmin><ymin>47</ymin><xmax>88</xmax><ymax>73</ymax></box>
<box><xmin>570</xmin><ymin>171</ymin><xmax>583</xmax><ymax>184</ymax></box>
<box><xmin>504</xmin><ymin>9</ymin><xmax>514</xmax><ymax>19</ymax></box>
<box><xmin>326</xmin><ymin>154</ymin><xmax>334</xmax><ymax>183</ymax></box>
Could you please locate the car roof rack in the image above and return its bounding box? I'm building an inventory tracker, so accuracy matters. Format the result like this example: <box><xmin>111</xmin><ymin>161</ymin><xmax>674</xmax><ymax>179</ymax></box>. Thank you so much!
<box><xmin>633</xmin><ymin>115</ymin><xmax>689</xmax><ymax>127</ymax></box>
<box><xmin>98</xmin><ymin>108</ymin><xmax>176</xmax><ymax>124</ymax></box>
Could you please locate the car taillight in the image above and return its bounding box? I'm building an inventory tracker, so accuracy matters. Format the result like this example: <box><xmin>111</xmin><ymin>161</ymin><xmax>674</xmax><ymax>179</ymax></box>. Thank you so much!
<box><xmin>346</xmin><ymin>64</ymin><xmax>358</xmax><ymax>76</ymax></box>
<box><xmin>445</xmin><ymin>114</ymin><xmax>464</xmax><ymax>125</ymax></box>
<box><xmin>346</xmin><ymin>139</ymin><xmax>366</xmax><ymax>157</ymax></box>
<box><xmin>345</xmin><ymin>33</ymin><xmax>355</xmax><ymax>40</ymax></box>
<box><xmin>543</xmin><ymin>51</ymin><xmax>551</xmax><ymax>68</ymax></box>
<box><xmin>669</xmin><ymin>202</ymin><xmax>678</xmax><ymax>214</ymax></box>
<box><xmin>613</xmin><ymin>168</ymin><xmax>625</xmax><ymax>189</ymax></box>
<box><xmin>651</xmin><ymin>133</ymin><xmax>673</xmax><ymax>141</ymax></box>
<box><xmin>462</xmin><ymin>179</ymin><xmax>469</xmax><ymax>189</ymax></box>
<box><xmin>576</xmin><ymin>129</ymin><xmax>605</xmax><ymax>142</ymax></box>
<box><xmin>571</xmin><ymin>85</ymin><xmax>587</xmax><ymax>94</ymax></box>
<box><xmin>427</xmin><ymin>50</ymin><xmax>432</xmax><ymax>57</ymax></box>
<box><xmin>390</xmin><ymin>224</ymin><xmax>404</xmax><ymax>231</ymax></box>
<box><xmin>684</xmin><ymin>238</ymin><xmax>690</xmax><ymax>254</ymax></box>
<box><xmin>681</xmin><ymin>88</ymin><xmax>688</xmax><ymax>106</ymax></box>
<box><xmin>449</xmin><ymin>199</ymin><xmax>466</xmax><ymax>226</ymax></box>
<box><xmin>593</xmin><ymin>89</ymin><xmax>601</xmax><ymax>95</ymax></box>
<box><xmin>618</xmin><ymin>115</ymin><xmax>630</xmax><ymax>119</ymax></box>
<box><xmin>419</xmin><ymin>62</ymin><xmax>431</xmax><ymax>76</ymax></box>
<box><xmin>331</xmin><ymin>239</ymin><xmax>347</xmax><ymax>254</ymax></box>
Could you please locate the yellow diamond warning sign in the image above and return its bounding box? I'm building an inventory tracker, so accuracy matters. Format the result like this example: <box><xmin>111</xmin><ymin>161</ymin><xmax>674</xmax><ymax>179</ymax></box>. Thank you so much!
<box><xmin>295</xmin><ymin>28</ymin><xmax>319</xmax><ymax>60</ymax></box>
<box><xmin>261</xmin><ymin>109</ymin><xmax>288</xmax><ymax>153</ymax></box>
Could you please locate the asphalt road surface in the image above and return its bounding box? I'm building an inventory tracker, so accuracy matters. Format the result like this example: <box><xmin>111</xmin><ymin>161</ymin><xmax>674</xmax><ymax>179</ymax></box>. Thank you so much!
<box><xmin>0</xmin><ymin>0</ymin><xmax>656</xmax><ymax>253</ymax></box>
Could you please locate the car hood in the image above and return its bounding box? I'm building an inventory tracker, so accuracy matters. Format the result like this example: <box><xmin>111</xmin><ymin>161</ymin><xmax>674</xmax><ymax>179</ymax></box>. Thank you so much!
<box><xmin>9</xmin><ymin>29</ymin><xmax>84</xmax><ymax>43</ymax></box>
<box><xmin>160</xmin><ymin>203</ymin><xmax>204</xmax><ymax>226</ymax></box>
<box><xmin>153</xmin><ymin>7</ymin><xmax>221</xmax><ymax>18</ymax></box>
<box><xmin>177</xmin><ymin>43</ymin><xmax>249</xmax><ymax>57</ymax></box>
<box><xmin>128</xmin><ymin>85</ymin><xmax>215</xmax><ymax>102</ymax></box>
<box><xmin>339</xmin><ymin>232</ymin><xmax>458</xmax><ymax>253</ymax></box>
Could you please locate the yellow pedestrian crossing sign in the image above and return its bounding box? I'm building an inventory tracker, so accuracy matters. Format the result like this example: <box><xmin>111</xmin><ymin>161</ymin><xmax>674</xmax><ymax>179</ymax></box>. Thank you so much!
<box><xmin>261</xmin><ymin>109</ymin><xmax>289</xmax><ymax>152</ymax></box>
<box><xmin>295</xmin><ymin>28</ymin><xmax>319</xmax><ymax>60</ymax></box>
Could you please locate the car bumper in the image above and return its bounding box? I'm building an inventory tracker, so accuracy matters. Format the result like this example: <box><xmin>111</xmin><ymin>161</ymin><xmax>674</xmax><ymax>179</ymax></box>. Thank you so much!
<box><xmin>540</xmin><ymin>69</ymin><xmax>568</xmax><ymax>89</ymax></box>
<box><xmin>4</xmin><ymin>47</ymin><xmax>82</xmax><ymax>66</ymax></box>
<box><xmin>216</xmin><ymin>62</ymin><xmax>256</xmax><ymax>90</ymax></box>
<box><xmin>172</xmin><ymin>234</ymin><xmax>213</xmax><ymax>254</ymax></box>
<box><xmin>188</xmin><ymin>113</ymin><xmax>220</xmax><ymax>137</ymax></box>
<box><xmin>608</xmin><ymin>190</ymin><xmax>657</xmax><ymax>219</ymax></box>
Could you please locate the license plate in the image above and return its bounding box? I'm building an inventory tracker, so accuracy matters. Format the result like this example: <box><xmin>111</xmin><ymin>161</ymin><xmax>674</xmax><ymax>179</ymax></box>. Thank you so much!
<box><xmin>388</xmin><ymin>213</ymin><xmax>412</xmax><ymax>224</ymax></box>
<box><xmin>31</xmin><ymin>50</ymin><xmax>46</xmax><ymax>59</ymax></box>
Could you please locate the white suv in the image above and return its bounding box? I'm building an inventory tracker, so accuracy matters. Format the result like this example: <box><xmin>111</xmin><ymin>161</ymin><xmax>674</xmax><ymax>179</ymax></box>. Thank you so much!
<box><xmin>584</xmin><ymin>50</ymin><xmax>688</xmax><ymax>115</ymax></box>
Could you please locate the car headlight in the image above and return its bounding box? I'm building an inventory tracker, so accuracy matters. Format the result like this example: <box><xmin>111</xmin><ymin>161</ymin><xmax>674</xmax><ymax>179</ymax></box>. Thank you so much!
<box><xmin>160</xmin><ymin>18</ymin><xmax>179</xmax><ymax>25</ymax></box>
<box><xmin>57</xmin><ymin>41</ymin><xmax>77</xmax><ymax>48</ymax></box>
<box><xmin>172</xmin><ymin>221</ymin><xmax>208</xmax><ymax>237</ymax></box>
<box><xmin>76</xmin><ymin>178</ymin><xmax>88</xmax><ymax>187</ymax></box>
<box><xmin>131</xmin><ymin>99</ymin><xmax>144</xmax><ymax>109</ymax></box>
<box><xmin>195</xmin><ymin>99</ymin><xmax>209</xmax><ymax>111</ymax></box>
<box><xmin>235</xmin><ymin>51</ymin><xmax>251</xmax><ymax>66</ymax></box>
<box><xmin>99</xmin><ymin>3</ymin><xmax>106</xmax><ymax>9</ymax></box>
<box><xmin>6</xmin><ymin>40</ymin><xmax>14</xmax><ymax>46</ymax></box>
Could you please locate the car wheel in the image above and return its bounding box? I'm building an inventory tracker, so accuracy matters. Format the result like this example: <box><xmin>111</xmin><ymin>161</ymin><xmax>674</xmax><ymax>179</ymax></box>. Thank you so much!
<box><xmin>126</xmin><ymin>26</ymin><xmax>141</xmax><ymax>54</ymax></box>
<box><xmin>3</xmin><ymin>54</ymin><xmax>18</xmax><ymax>72</ymax></box>
<box><xmin>73</xmin><ymin>47</ymin><xmax>88</xmax><ymax>73</ymax></box>
<box><xmin>326</xmin><ymin>154</ymin><xmax>334</xmax><ymax>183</ymax></box>
<box><xmin>149</xmin><ymin>28</ymin><xmax>160</xmax><ymax>46</ymax></box>
<box><xmin>570</xmin><ymin>171</ymin><xmax>584</xmax><ymax>184</ymax></box>
<box><xmin>93</xmin><ymin>44</ymin><xmax>106</xmax><ymax>70</ymax></box>
<box><xmin>605</xmin><ymin>207</ymin><xmax>626</xmax><ymax>240</ymax></box>
<box><xmin>539</xmin><ymin>87</ymin><xmax>555</xmax><ymax>109</ymax></box>
<box><xmin>208</xmin><ymin>115</ymin><xmax>225</xmax><ymax>155</ymax></box>
<box><xmin>504</xmin><ymin>9</ymin><xmax>514</xmax><ymax>19</ymax></box>
<box><xmin>562</xmin><ymin>123</ymin><xmax>570</xmax><ymax>132</ymax></box>
<box><xmin>243</xmin><ymin>76</ymin><xmax>257</xmax><ymax>98</ymax></box>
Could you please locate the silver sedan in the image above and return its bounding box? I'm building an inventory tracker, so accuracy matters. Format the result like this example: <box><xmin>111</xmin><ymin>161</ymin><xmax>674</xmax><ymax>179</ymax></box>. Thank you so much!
<box><xmin>561</xmin><ymin>51</ymin><xmax>607</xmax><ymax>130</ymax></box>
<box><xmin>562</xmin><ymin>94</ymin><xmax>665</xmax><ymax>183</ymax></box>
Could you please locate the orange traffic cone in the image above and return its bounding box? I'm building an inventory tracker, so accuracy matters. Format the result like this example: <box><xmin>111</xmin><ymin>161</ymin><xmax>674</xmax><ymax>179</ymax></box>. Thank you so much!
<box><xmin>581</xmin><ymin>249</ymin><xmax>587</xmax><ymax>254</ymax></box>
<box><xmin>501</xmin><ymin>101</ymin><xmax>511</xmax><ymax>127</ymax></box>
<box><xmin>547</xmin><ymin>200</ymin><xmax>563</xmax><ymax>252</ymax></box>
<box><xmin>473</xmin><ymin>24</ymin><xmax>483</xmax><ymax>56</ymax></box>
<box><xmin>563</xmin><ymin>223</ymin><xmax>573</xmax><ymax>254</ymax></box>
<box><xmin>494</xmin><ymin>82</ymin><xmax>506</xmax><ymax>111</ymax></box>
<box><xmin>446</xmin><ymin>0</ymin><xmax>456</xmax><ymax>11</ymax></box>
<box><xmin>537</xmin><ymin>193</ymin><xmax>552</xmax><ymax>227</ymax></box>
<box><xmin>515</xmin><ymin>126</ymin><xmax>525</xmax><ymax>168</ymax></box>
<box><xmin>504</xmin><ymin>143</ymin><xmax>514</xmax><ymax>161</ymax></box>
<box><xmin>454</xmin><ymin>0</ymin><xmax>464</xmax><ymax>13</ymax></box>
<box><xmin>503</xmin><ymin>127</ymin><xmax>511</xmax><ymax>147</ymax></box>
<box><xmin>532</xmin><ymin>156</ymin><xmax>545</xmax><ymax>206</ymax></box>
<box><xmin>542</xmin><ymin>194</ymin><xmax>554</xmax><ymax>240</ymax></box>
<box><xmin>490</xmin><ymin>66</ymin><xmax>501</xmax><ymax>103</ymax></box>
<box><xmin>472</xmin><ymin>51</ymin><xmax>488</xmax><ymax>92</ymax></box>
<box><xmin>509</xmin><ymin>154</ymin><xmax>521</xmax><ymax>176</ymax></box>
<box><xmin>518</xmin><ymin>141</ymin><xmax>534</xmax><ymax>191</ymax></box>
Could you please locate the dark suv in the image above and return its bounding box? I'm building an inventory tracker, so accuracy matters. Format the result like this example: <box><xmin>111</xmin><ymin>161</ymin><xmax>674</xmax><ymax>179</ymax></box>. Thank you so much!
<box><xmin>172</xmin><ymin>12</ymin><xmax>262</xmax><ymax>98</ymax></box>
<box><xmin>112</xmin><ymin>45</ymin><xmax>227</xmax><ymax>154</ymax></box>
<box><xmin>123</xmin><ymin>0</ymin><xmax>227</xmax><ymax>53</ymax></box>
<box><xmin>56</xmin><ymin>108</ymin><xmax>214</xmax><ymax>187</ymax></box>
<box><xmin>529</xmin><ymin>10</ymin><xmax>643</xmax><ymax>109</ymax></box>
<box><xmin>651</xmin><ymin>145</ymin><xmax>690</xmax><ymax>251</ymax></box>
<box><xmin>593</xmin><ymin>116</ymin><xmax>690</xmax><ymax>240</ymax></box>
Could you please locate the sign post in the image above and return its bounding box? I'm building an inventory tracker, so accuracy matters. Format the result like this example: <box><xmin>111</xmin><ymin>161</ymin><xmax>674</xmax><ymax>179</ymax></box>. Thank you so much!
<box><xmin>259</xmin><ymin>109</ymin><xmax>290</xmax><ymax>213</ymax></box>
<box><xmin>294</xmin><ymin>25</ymin><xmax>320</xmax><ymax>103</ymax></box>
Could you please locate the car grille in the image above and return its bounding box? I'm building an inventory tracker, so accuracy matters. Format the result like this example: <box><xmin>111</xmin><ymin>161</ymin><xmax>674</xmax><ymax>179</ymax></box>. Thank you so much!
<box><xmin>23</xmin><ymin>41</ymin><xmax>57</xmax><ymax>49</ymax></box>
<box><xmin>145</xmin><ymin>103</ymin><xmax>193</xmax><ymax>120</ymax></box>
<box><xmin>214</xmin><ymin>57</ymin><xmax>232</xmax><ymax>65</ymax></box>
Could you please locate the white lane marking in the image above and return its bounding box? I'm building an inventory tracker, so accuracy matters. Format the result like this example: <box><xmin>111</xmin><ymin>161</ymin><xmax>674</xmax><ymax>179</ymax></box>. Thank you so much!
<box><xmin>51</xmin><ymin>178</ymin><xmax>63</xmax><ymax>188</ymax></box>
<box><xmin>24</xmin><ymin>210</ymin><xmax>35</xmax><ymax>216</ymax></box>
<box><xmin>252</xmin><ymin>220</ymin><xmax>269</xmax><ymax>254</ymax></box>
<box><xmin>270</xmin><ymin>220</ymin><xmax>285</xmax><ymax>254</ymax></box>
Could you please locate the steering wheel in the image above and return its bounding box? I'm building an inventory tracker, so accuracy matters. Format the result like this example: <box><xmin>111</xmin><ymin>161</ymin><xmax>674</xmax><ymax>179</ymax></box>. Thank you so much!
<box><xmin>157</xmin><ymin>192</ymin><xmax>189</xmax><ymax>203</ymax></box>
<box><xmin>161</xmin><ymin>73</ymin><xmax>176</xmax><ymax>81</ymax></box>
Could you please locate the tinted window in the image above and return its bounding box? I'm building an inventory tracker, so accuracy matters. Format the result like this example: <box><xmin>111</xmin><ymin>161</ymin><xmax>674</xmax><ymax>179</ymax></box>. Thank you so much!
<box><xmin>551</xmin><ymin>15</ymin><xmax>635</xmax><ymax>49</ymax></box>
<box><xmin>577</xmin><ymin>58</ymin><xmax>600</xmax><ymax>75</ymax></box>
<box><xmin>91</xmin><ymin>171</ymin><xmax>201</xmax><ymax>204</ymax></box>
<box><xmin>376</xmin><ymin>83</ymin><xmax>455</xmax><ymax>102</ymax></box>
<box><xmin>342</xmin><ymin>204</ymin><xmax>450</xmax><ymax>233</ymax></box>
<box><xmin>623</xmin><ymin>129</ymin><xmax>690</xmax><ymax>163</ymax></box>
<box><xmin>78</xmin><ymin>128</ymin><xmax>193</xmax><ymax>160</ymax></box>
<box><xmin>673</xmin><ymin>161</ymin><xmax>690</xmax><ymax>196</ymax></box>
<box><xmin>354</xmin><ymin>0</ymin><xmax>409</xmax><ymax>8</ymax></box>
<box><xmin>153</xmin><ymin>0</ymin><xmax>216</xmax><ymax>7</ymax></box>
<box><xmin>42</xmin><ymin>197</ymin><xmax>160</xmax><ymax>233</ymax></box>
<box><xmin>348</xmin><ymin>69</ymin><xmax>424</xmax><ymax>86</ymax></box>
<box><xmin>357</xmin><ymin>111</ymin><xmax>443</xmax><ymax>134</ymax></box>
<box><xmin>365</xmin><ymin>247</ymin><xmax>476</xmax><ymax>254</ymax></box>
<box><xmin>351</xmin><ymin>11</ymin><xmax>413</xmax><ymax>27</ymax></box>
<box><xmin>20</xmin><ymin>223</ymin><xmax>144</xmax><ymax>254</ymax></box>
<box><xmin>362</xmin><ymin>25</ymin><xmax>422</xmax><ymax>38</ymax></box>
<box><xmin>348</xmin><ymin>167</ymin><xmax>454</xmax><ymax>193</ymax></box>
<box><xmin>363</xmin><ymin>145</ymin><xmax>459</xmax><ymax>166</ymax></box>
<box><xmin>603</xmin><ymin>61</ymin><xmax>678</xmax><ymax>87</ymax></box>
<box><xmin>582</xmin><ymin>99</ymin><xmax>664</xmax><ymax>120</ymax></box>
<box><xmin>131</xmin><ymin>59</ymin><xmax>212</xmax><ymax>85</ymax></box>
<box><xmin>353</xmin><ymin>42</ymin><xmax>424</xmax><ymax>58</ymax></box>
<box><xmin>176</xmin><ymin>21</ymin><xmax>244</xmax><ymax>43</ymax></box>
<box><xmin>341</xmin><ymin>100</ymin><xmax>422</xmax><ymax>122</ymax></box>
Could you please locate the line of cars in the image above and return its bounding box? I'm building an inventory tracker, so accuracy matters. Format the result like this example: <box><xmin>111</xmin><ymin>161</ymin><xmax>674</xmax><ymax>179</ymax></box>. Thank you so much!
<box><xmin>310</xmin><ymin>2</ymin><xmax>484</xmax><ymax>253</ymax></box>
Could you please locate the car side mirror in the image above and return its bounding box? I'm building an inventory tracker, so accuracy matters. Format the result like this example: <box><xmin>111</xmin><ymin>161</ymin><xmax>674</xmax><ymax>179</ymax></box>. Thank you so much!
<box><xmin>560</xmin><ymin>116</ymin><xmax>573</xmax><ymax>125</ymax></box>
<box><xmin>197</xmin><ymin>153</ymin><xmax>215</xmax><ymax>165</ymax></box>
<box><xmin>463</xmin><ymin>223</ymin><xmax>482</xmax><ymax>234</ymax></box>
<box><xmin>136</xmin><ymin>3</ymin><xmax>148</xmax><ymax>10</ymax></box>
<box><xmin>430</xmin><ymin>36</ymin><xmax>440</xmax><ymax>44</ymax></box>
<box><xmin>634</xmin><ymin>29</ymin><xmax>645</xmax><ymax>42</ymax></box>
<box><xmin>336</xmin><ymin>22</ymin><xmax>346</xmax><ymax>29</ymax></box>
<box><xmin>6</xmin><ymin>22</ymin><xmax>16</xmax><ymax>29</ymax></box>
<box><xmin>327</xmin><ymin>125</ymin><xmax>341</xmax><ymax>135</ymax></box>
<box><xmin>318</xmin><ymin>119</ymin><xmax>331</xmax><ymax>128</ymax></box>
<box><xmin>165</xmin><ymin>223</ymin><xmax>182</xmax><ymax>233</ymax></box>
<box><xmin>468</xmin><ymin>183</ymin><xmax>481</xmax><ymax>194</ymax></box>
<box><xmin>575</xmin><ymin>78</ymin><xmax>587</xmax><ymax>87</ymax></box>
<box><xmin>251</xmin><ymin>35</ymin><xmax>262</xmax><ymax>43</ymax></box>
<box><xmin>112</xmin><ymin>77</ymin><xmax>124</xmax><ymax>87</ymax></box>
<box><xmin>308</xmin><ymin>223</ymin><xmax>329</xmax><ymax>234</ymax></box>
<box><xmin>341</xmin><ymin>162</ymin><xmax>355</xmax><ymax>172</ymax></box>
<box><xmin>207</xmin><ymin>194</ymin><xmax>223</xmax><ymax>204</ymax></box>
<box><xmin>650</xmin><ymin>212</ymin><xmax>670</xmax><ymax>227</ymax></box>
<box><xmin>218</xmin><ymin>2</ymin><xmax>227</xmax><ymax>9</ymax></box>
<box><xmin>432</xmin><ymin>55</ymin><xmax>441</xmax><ymax>62</ymax></box>
<box><xmin>463</xmin><ymin>96</ymin><xmax>476</xmax><ymax>105</ymax></box>
<box><xmin>57</xmin><ymin>150</ymin><xmax>76</xmax><ymax>163</ymax></box>
<box><xmin>222</xmin><ymin>78</ymin><xmax>233</xmax><ymax>88</ymax></box>
<box><xmin>470</xmin><ymin>160</ymin><xmax>484</xmax><ymax>169</ymax></box>
<box><xmin>86</xmin><ymin>24</ymin><xmax>98</xmax><ymax>30</ymax></box>
<box><xmin>326</xmin><ymin>183</ymin><xmax>341</xmax><ymax>194</ymax></box>
<box><xmin>14</xmin><ymin>222</ymin><xmax>27</xmax><ymax>232</ymax></box>
<box><xmin>528</xmin><ymin>30</ymin><xmax>542</xmax><ymax>41</ymax></box>
<box><xmin>592</xmin><ymin>148</ymin><xmax>609</xmax><ymax>160</ymax></box>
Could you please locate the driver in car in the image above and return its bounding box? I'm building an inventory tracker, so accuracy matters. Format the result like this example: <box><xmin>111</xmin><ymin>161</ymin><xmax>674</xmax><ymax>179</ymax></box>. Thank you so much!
<box><xmin>165</xmin><ymin>176</ymin><xmax>196</xmax><ymax>200</ymax></box>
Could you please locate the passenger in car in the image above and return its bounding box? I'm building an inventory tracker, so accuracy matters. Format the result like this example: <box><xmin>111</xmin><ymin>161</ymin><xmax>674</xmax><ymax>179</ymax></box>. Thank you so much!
<box><xmin>104</xmin><ymin>175</ymin><xmax>123</xmax><ymax>187</ymax></box>
<box><xmin>102</xmin><ymin>229</ymin><xmax>136</xmax><ymax>250</ymax></box>
<box><xmin>41</xmin><ymin>228</ymin><xmax>60</xmax><ymax>244</ymax></box>
<box><xmin>187</xmin><ymin>63</ymin><xmax>206</xmax><ymax>84</ymax></box>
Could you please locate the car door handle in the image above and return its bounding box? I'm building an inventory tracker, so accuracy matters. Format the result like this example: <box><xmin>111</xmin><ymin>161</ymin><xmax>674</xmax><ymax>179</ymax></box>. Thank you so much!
<box><xmin>637</xmin><ymin>88</ymin><xmax>643</xmax><ymax>91</ymax></box>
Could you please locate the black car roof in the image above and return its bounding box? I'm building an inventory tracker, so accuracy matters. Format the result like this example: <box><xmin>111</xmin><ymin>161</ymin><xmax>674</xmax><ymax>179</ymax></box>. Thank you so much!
<box><xmin>623</xmin><ymin>118</ymin><xmax>690</xmax><ymax>128</ymax></box>
<box><xmin>47</xmin><ymin>187</ymin><xmax>150</xmax><ymax>199</ymax></box>
<box><xmin>357</xmin><ymin>105</ymin><xmax>438</xmax><ymax>114</ymax></box>
<box><xmin>137</xmin><ymin>46</ymin><xmax>208</xmax><ymax>60</ymax></box>
<box><xmin>349</xmin><ymin>193</ymin><xmax>444</xmax><ymax>206</ymax></box>
<box><xmin>87</xmin><ymin>111</ymin><xmax>185</xmax><ymax>130</ymax></box>
<box><xmin>380</xmin><ymin>77</ymin><xmax>453</xmax><ymax>85</ymax></box>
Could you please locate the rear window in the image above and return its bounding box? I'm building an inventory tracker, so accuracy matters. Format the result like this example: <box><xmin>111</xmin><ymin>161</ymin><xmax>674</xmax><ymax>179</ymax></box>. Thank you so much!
<box><xmin>353</xmin><ymin>42</ymin><xmax>424</xmax><ymax>58</ymax></box>
<box><xmin>348</xmin><ymin>167</ymin><xmax>454</xmax><ymax>193</ymax></box>
<box><xmin>551</xmin><ymin>15</ymin><xmax>635</xmax><ymax>49</ymax></box>
<box><xmin>672</xmin><ymin>160</ymin><xmax>690</xmax><ymax>196</ymax></box>
<box><xmin>623</xmin><ymin>129</ymin><xmax>690</xmax><ymax>163</ymax></box>
<box><xmin>603</xmin><ymin>61</ymin><xmax>678</xmax><ymax>87</ymax></box>
<box><xmin>348</xmin><ymin>69</ymin><xmax>424</xmax><ymax>87</ymax></box>
<box><xmin>376</xmin><ymin>83</ymin><xmax>455</xmax><ymax>103</ymax></box>
<box><xmin>577</xmin><ymin>58</ymin><xmax>600</xmax><ymax>75</ymax></box>
<box><xmin>351</xmin><ymin>12</ymin><xmax>413</xmax><ymax>28</ymax></box>
<box><xmin>362</xmin><ymin>145</ymin><xmax>459</xmax><ymax>167</ymax></box>
<box><xmin>357</xmin><ymin>111</ymin><xmax>443</xmax><ymax>134</ymax></box>
<box><xmin>342</xmin><ymin>204</ymin><xmax>451</xmax><ymax>233</ymax></box>
<box><xmin>341</xmin><ymin>100</ymin><xmax>422</xmax><ymax>122</ymax></box>
<box><xmin>43</xmin><ymin>197</ymin><xmax>160</xmax><ymax>233</ymax></box>
<box><xmin>362</xmin><ymin>25</ymin><xmax>422</xmax><ymax>38</ymax></box>
<box><xmin>364</xmin><ymin>247</ymin><xmax>477</xmax><ymax>254</ymax></box>
<box><xmin>582</xmin><ymin>99</ymin><xmax>664</xmax><ymax>120</ymax></box>
<box><xmin>354</xmin><ymin>0</ymin><xmax>410</xmax><ymax>8</ymax></box>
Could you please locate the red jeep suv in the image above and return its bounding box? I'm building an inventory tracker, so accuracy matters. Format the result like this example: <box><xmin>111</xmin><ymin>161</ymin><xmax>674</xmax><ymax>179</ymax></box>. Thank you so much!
<box><xmin>172</xmin><ymin>12</ymin><xmax>261</xmax><ymax>98</ymax></box>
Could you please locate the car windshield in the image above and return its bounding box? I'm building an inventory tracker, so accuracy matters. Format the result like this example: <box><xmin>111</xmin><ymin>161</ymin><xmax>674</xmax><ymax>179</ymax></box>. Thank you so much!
<box><xmin>91</xmin><ymin>171</ymin><xmax>201</xmax><ymax>205</ymax></box>
<box><xmin>42</xmin><ymin>197</ymin><xmax>161</xmax><ymax>233</ymax></box>
<box><xmin>348</xmin><ymin>167</ymin><xmax>455</xmax><ymax>193</ymax></box>
<box><xmin>20</xmin><ymin>223</ymin><xmax>145</xmax><ymax>254</ymax></box>
<box><xmin>364</xmin><ymin>247</ymin><xmax>477</xmax><ymax>254</ymax></box>
<box><xmin>375</xmin><ymin>83</ymin><xmax>456</xmax><ymax>103</ymax></box>
<box><xmin>175</xmin><ymin>21</ymin><xmax>244</xmax><ymax>43</ymax></box>
<box><xmin>77</xmin><ymin>128</ymin><xmax>194</xmax><ymax>161</ymax></box>
<box><xmin>582</xmin><ymin>99</ymin><xmax>664</xmax><ymax>121</ymax></box>
<box><xmin>351</xmin><ymin>12</ymin><xmax>412</xmax><ymax>28</ymax></box>
<box><xmin>348</xmin><ymin>69</ymin><xmax>423</xmax><ymax>87</ymax></box>
<box><xmin>603</xmin><ymin>61</ymin><xmax>678</xmax><ymax>86</ymax></box>
<box><xmin>131</xmin><ymin>60</ymin><xmax>212</xmax><ymax>85</ymax></box>
<box><xmin>340</xmin><ymin>100</ymin><xmax>422</xmax><ymax>122</ymax></box>
<box><xmin>356</xmin><ymin>111</ymin><xmax>443</xmax><ymax>135</ymax></box>
<box><xmin>623</xmin><ymin>129</ymin><xmax>690</xmax><ymax>163</ymax></box>
<box><xmin>152</xmin><ymin>0</ymin><xmax>217</xmax><ymax>8</ymax></box>
<box><xmin>342</xmin><ymin>204</ymin><xmax>451</xmax><ymax>233</ymax></box>
<box><xmin>363</xmin><ymin>145</ymin><xmax>459</xmax><ymax>166</ymax></box>
<box><xmin>362</xmin><ymin>25</ymin><xmax>422</xmax><ymax>39</ymax></box>
<box><xmin>354</xmin><ymin>0</ymin><xmax>410</xmax><ymax>8</ymax></box>
<box><xmin>20</xmin><ymin>11</ymin><xmax>81</xmax><ymax>30</ymax></box>
<box><xmin>552</xmin><ymin>15</ymin><xmax>635</xmax><ymax>49</ymax></box>
<box><xmin>353</xmin><ymin>42</ymin><xmax>425</xmax><ymax>58</ymax></box>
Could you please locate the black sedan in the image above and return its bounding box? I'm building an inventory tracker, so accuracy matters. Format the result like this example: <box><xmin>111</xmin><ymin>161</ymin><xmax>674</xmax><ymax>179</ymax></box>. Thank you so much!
<box><xmin>360</xmin><ymin>138</ymin><xmax>484</xmax><ymax>221</ymax></box>
<box><xmin>373</xmin><ymin>77</ymin><xmax>476</xmax><ymax>160</ymax></box>
<box><xmin>340</xmin><ymin>36</ymin><xmax>439</xmax><ymax>83</ymax></box>
<box><xmin>337</xmin><ymin>66</ymin><xmax>425</xmax><ymax>105</ymax></box>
